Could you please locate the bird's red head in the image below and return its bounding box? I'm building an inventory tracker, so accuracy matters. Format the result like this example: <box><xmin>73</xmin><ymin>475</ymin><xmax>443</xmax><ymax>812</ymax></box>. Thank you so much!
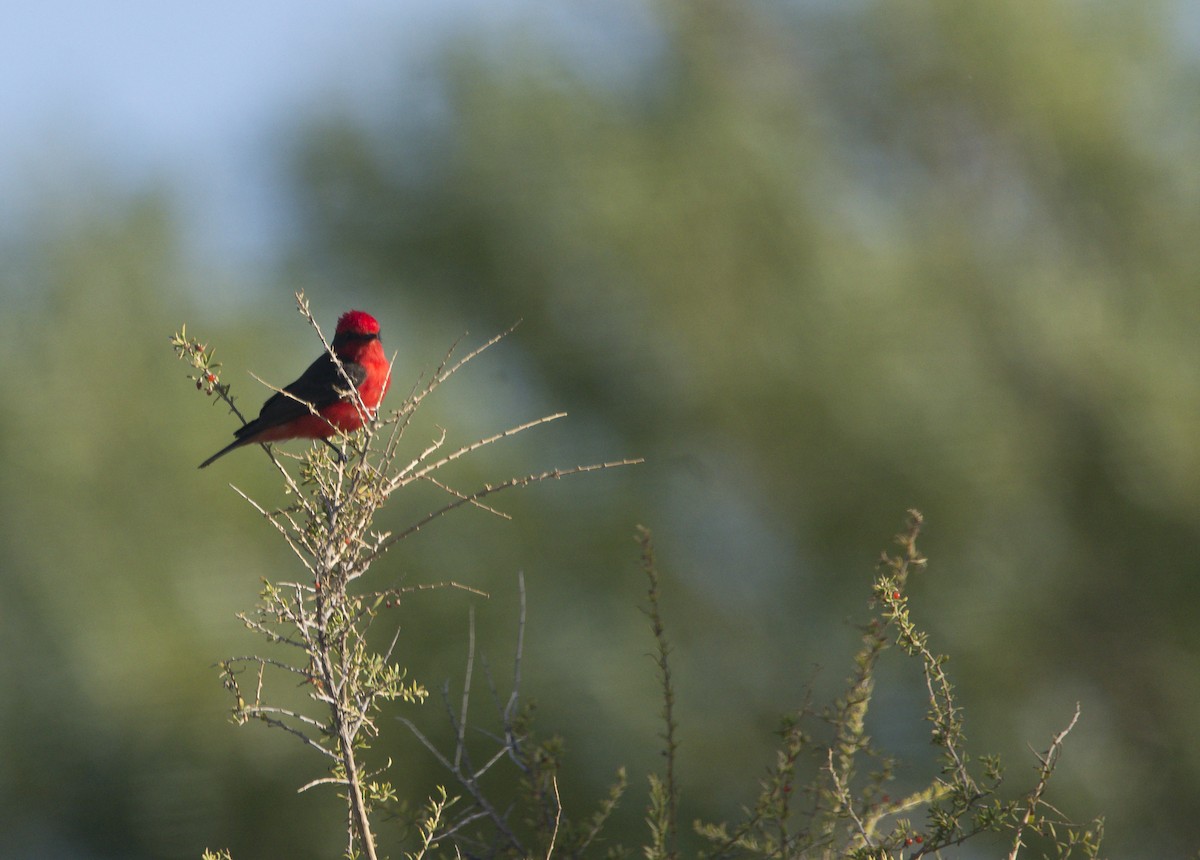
<box><xmin>336</xmin><ymin>310</ymin><xmax>381</xmax><ymax>337</ymax></box>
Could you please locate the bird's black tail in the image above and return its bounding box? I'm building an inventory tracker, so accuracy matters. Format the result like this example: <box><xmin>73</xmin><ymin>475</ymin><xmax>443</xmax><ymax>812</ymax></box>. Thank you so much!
<box><xmin>198</xmin><ymin>437</ymin><xmax>249</xmax><ymax>469</ymax></box>
<box><xmin>199</xmin><ymin>415</ymin><xmax>272</xmax><ymax>468</ymax></box>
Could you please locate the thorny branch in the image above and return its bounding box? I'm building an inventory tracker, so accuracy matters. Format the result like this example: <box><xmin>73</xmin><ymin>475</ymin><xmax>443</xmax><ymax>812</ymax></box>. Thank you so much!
<box><xmin>175</xmin><ymin>293</ymin><xmax>640</xmax><ymax>860</ymax></box>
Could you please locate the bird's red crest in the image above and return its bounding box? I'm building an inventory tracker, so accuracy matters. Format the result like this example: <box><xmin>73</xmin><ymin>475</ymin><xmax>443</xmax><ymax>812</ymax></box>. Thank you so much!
<box><xmin>336</xmin><ymin>310</ymin><xmax>381</xmax><ymax>336</ymax></box>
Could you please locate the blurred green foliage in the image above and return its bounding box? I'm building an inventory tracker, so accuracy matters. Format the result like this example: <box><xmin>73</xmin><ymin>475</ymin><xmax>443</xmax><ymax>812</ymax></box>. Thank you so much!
<box><xmin>2</xmin><ymin>1</ymin><xmax>1199</xmax><ymax>857</ymax></box>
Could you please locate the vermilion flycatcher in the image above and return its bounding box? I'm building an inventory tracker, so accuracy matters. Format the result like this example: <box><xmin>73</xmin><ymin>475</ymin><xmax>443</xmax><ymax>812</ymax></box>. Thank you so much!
<box><xmin>199</xmin><ymin>310</ymin><xmax>392</xmax><ymax>468</ymax></box>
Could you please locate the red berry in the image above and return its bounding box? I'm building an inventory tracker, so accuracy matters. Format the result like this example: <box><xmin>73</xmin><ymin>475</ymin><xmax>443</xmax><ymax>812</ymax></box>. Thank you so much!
<box><xmin>892</xmin><ymin>591</ymin><xmax>901</xmax><ymax>600</ymax></box>
<box><xmin>915</xmin><ymin>836</ymin><xmax>923</xmax><ymax>844</ymax></box>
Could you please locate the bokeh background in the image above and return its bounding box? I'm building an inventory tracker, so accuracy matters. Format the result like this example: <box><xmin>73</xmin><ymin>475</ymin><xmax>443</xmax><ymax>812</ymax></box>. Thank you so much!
<box><xmin>3</xmin><ymin>1</ymin><xmax>1199</xmax><ymax>857</ymax></box>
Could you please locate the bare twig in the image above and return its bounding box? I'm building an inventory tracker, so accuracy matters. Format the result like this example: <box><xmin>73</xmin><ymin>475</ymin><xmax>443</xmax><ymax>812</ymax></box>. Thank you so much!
<box><xmin>1007</xmin><ymin>703</ymin><xmax>1083</xmax><ymax>860</ymax></box>
<box><xmin>366</xmin><ymin>459</ymin><xmax>644</xmax><ymax>564</ymax></box>
<box><xmin>504</xmin><ymin>571</ymin><xmax>527</xmax><ymax>727</ymax></box>
<box><xmin>546</xmin><ymin>776</ymin><xmax>562</xmax><ymax>860</ymax></box>
<box><xmin>388</xmin><ymin>412</ymin><xmax>569</xmax><ymax>491</ymax></box>
<box><xmin>454</xmin><ymin>608</ymin><xmax>477</xmax><ymax>771</ymax></box>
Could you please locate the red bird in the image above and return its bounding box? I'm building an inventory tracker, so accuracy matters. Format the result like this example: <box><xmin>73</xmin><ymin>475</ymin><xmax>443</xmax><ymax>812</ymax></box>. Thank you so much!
<box><xmin>199</xmin><ymin>310</ymin><xmax>392</xmax><ymax>468</ymax></box>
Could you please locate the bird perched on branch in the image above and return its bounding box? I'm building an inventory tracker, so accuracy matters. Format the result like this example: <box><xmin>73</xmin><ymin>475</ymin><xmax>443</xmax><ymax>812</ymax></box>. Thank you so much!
<box><xmin>199</xmin><ymin>310</ymin><xmax>391</xmax><ymax>468</ymax></box>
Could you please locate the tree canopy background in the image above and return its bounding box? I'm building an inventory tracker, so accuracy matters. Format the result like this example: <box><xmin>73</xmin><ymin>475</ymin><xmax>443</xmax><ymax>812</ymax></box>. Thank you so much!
<box><xmin>2</xmin><ymin>2</ymin><xmax>1198</xmax><ymax>857</ymax></box>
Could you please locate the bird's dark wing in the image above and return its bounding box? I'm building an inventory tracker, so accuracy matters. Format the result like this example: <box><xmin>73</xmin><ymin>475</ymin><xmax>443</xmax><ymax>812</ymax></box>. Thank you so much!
<box><xmin>233</xmin><ymin>354</ymin><xmax>366</xmax><ymax>440</ymax></box>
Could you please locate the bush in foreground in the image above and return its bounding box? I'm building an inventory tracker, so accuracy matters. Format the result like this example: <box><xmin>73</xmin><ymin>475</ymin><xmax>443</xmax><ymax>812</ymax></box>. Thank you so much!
<box><xmin>177</xmin><ymin>296</ymin><xmax>1100</xmax><ymax>859</ymax></box>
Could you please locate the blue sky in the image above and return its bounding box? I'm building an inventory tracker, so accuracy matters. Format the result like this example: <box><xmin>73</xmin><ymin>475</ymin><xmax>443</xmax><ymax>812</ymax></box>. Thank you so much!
<box><xmin>0</xmin><ymin>1</ymin><xmax>664</xmax><ymax>269</ymax></box>
<box><xmin>0</xmin><ymin>1</ymin><xmax>515</xmax><ymax>264</ymax></box>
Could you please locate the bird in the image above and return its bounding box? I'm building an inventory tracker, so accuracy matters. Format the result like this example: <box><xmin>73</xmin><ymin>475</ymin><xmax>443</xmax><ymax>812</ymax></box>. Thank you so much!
<box><xmin>199</xmin><ymin>310</ymin><xmax>391</xmax><ymax>468</ymax></box>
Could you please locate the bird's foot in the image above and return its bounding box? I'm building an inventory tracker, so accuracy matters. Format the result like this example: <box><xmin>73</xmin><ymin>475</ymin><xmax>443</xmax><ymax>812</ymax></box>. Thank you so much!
<box><xmin>321</xmin><ymin>438</ymin><xmax>348</xmax><ymax>464</ymax></box>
